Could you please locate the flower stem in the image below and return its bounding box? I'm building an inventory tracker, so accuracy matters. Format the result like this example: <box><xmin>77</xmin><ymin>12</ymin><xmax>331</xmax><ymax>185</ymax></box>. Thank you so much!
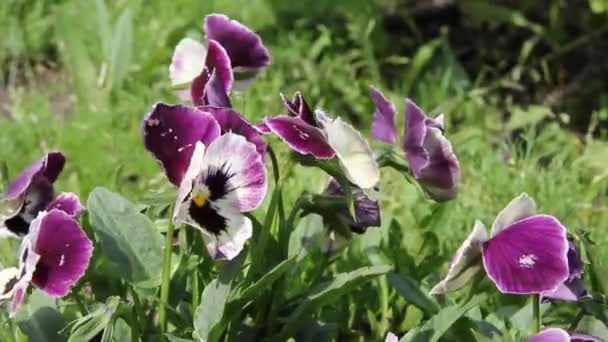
<box><xmin>532</xmin><ymin>295</ymin><xmax>541</xmax><ymax>333</ymax></box>
<box><xmin>191</xmin><ymin>268</ymin><xmax>200</xmax><ymax>313</ymax></box>
<box><xmin>159</xmin><ymin>210</ymin><xmax>176</xmax><ymax>334</ymax></box>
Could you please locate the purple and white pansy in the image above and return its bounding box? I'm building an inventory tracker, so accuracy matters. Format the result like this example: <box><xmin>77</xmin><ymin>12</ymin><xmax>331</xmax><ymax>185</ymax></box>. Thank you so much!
<box><xmin>143</xmin><ymin>103</ymin><xmax>267</xmax><ymax>260</ymax></box>
<box><xmin>170</xmin><ymin>14</ymin><xmax>270</xmax><ymax>106</ymax></box>
<box><xmin>370</xmin><ymin>87</ymin><xmax>460</xmax><ymax>201</ymax></box>
<box><xmin>324</xmin><ymin>178</ymin><xmax>380</xmax><ymax>234</ymax></box>
<box><xmin>0</xmin><ymin>205</ymin><xmax>92</xmax><ymax>314</ymax></box>
<box><xmin>527</xmin><ymin>328</ymin><xmax>603</xmax><ymax>342</ymax></box>
<box><xmin>265</xmin><ymin>92</ymin><xmax>380</xmax><ymax>190</ymax></box>
<box><xmin>430</xmin><ymin>193</ymin><xmax>570</xmax><ymax>295</ymax></box>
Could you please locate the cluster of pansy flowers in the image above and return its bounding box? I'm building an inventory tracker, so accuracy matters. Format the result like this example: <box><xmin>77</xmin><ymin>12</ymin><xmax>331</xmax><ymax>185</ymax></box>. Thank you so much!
<box><xmin>0</xmin><ymin>153</ymin><xmax>92</xmax><ymax>315</ymax></box>
<box><xmin>145</xmin><ymin>13</ymin><xmax>600</xmax><ymax>341</ymax></box>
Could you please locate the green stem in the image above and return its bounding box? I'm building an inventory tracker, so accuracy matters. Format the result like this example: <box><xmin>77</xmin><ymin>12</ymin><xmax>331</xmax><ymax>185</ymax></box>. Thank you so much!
<box><xmin>129</xmin><ymin>285</ymin><xmax>145</xmax><ymax>335</ymax></box>
<box><xmin>532</xmin><ymin>295</ymin><xmax>541</xmax><ymax>333</ymax></box>
<box><xmin>159</xmin><ymin>208</ymin><xmax>176</xmax><ymax>334</ymax></box>
<box><xmin>191</xmin><ymin>269</ymin><xmax>200</xmax><ymax>313</ymax></box>
<box><xmin>568</xmin><ymin>309</ymin><xmax>585</xmax><ymax>331</ymax></box>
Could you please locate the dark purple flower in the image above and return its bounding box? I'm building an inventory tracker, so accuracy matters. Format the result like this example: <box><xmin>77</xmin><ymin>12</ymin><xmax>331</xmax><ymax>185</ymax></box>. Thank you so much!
<box><xmin>1</xmin><ymin>153</ymin><xmax>65</xmax><ymax>238</ymax></box>
<box><xmin>542</xmin><ymin>240</ymin><xmax>590</xmax><ymax>302</ymax></box>
<box><xmin>369</xmin><ymin>86</ymin><xmax>397</xmax><ymax>144</ymax></box>
<box><xmin>528</xmin><ymin>328</ymin><xmax>603</xmax><ymax>342</ymax></box>
<box><xmin>265</xmin><ymin>93</ymin><xmax>379</xmax><ymax>189</ymax></box>
<box><xmin>172</xmin><ymin>133</ymin><xmax>266</xmax><ymax>260</ymax></box>
<box><xmin>189</xmin><ymin>40</ymin><xmax>233</xmax><ymax>107</ymax></box>
<box><xmin>324</xmin><ymin>178</ymin><xmax>380</xmax><ymax>234</ymax></box>
<box><xmin>431</xmin><ymin>194</ymin><xmax>569</xmax><ymax>295</ymax></box>
<box><xmin>1</xmin><ymin>208</ymin><xmax>92</xmax><ymax>314</ymax></box>
<box><xmin>369</xmin><ymin>88</ymin><xmax>460</xmax><ymax>202</ymax></box>
<box><xmin>142</xmin><ymin>103</ymin><xmax>221</xmax><ymax>186</ymax></box>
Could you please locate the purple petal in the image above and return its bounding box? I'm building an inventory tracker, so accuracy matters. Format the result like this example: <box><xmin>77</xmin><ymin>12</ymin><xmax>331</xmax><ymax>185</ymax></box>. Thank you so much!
<box><xmin>191</xmin><ymin>39</ymin><xmax>233</xmax><ymax>106</ymax></box>
<box><xmin>201</xmin><ymin>70</ymin><xmax>232</xmax><ymax>108</ymax></box>
<box><xmin>324</xmin><ymin>178</ymin><xmax>380</xmax><ymax>233</ymax></box>
<box><xmin>491</xmin><ymin>193</ymin><xmax>536</xmax><ymax>236</ymax></box>
<box><xmin>482</xmin><ymin>215</ymin><xmax>569</xmax><ymax>294</ymax></box>
<box><xmin>542</xmin><ymin>278</ymin><xmax>590</xmax><ymax>302</ymax></box>
<box><xmin>201</xmin><ymin>106</ymin><xmax>267</xmax><ymax>162</ymax></box>
<box><xmin>402</xmin><ymin>99</ymin><xmax>428</xmax><ymax>174</ymax></box>
<box><xmin>254</xmin><ymin>121</ymin><xmax>272</xmax><ymax>134</ymax></box>
<box><xmin>204</xmin><ymin>14</ymin><xmax>270</xmax><ymax>71</ymax></box>
<box><xmin>5</xmin><ymin>152</ymin><xmax>65</xmax><ymax>201</ymax></box>
<box><xmin>430</xmin><ymin>221</ymin><xmax>488</xmax><ymax>295</ymax></box>
<box><xmin>30</xmin><ymin>209</ymin><xmax>93</xmax><ymax>297</ymax></box>
<box><xmin>369</xmin><ymin>86</ymin><xmax>397</xmax><ymax>144</ymax></box>
<box><xmin>527</xmin><ymin>328</ymin><xmax>570</xmax><ymax>342</ymax></box>
<box><xmin>265</xmin><ymin>115</ymin><xmax>336</xmax><ymax>159</ymax></box>
<box><xmin>281</xmin><ymin>92</ymin><xmax>315</xmax><ymax>125</ymax></box>
<box><xmin>3</xmin><ymin>174</ymin><xmax>56</xmax><ymax>237</ymax></box>
<box><xmin>566</xmin><ymin>240</ymin><xmax>584</xmax><ymax>279</ymax></box>
<box><xmin>46</xmin><ymin>192</ymin><xmax>85</xmax><ymax>219</ymax></box>
<box><xmin>570</xmin><ymin>333</ymin><xmax>604</xmax><ymax>342</ymax></box>
<box><xmin>142</xmin><ymin>103</ymin><xmax>221</xmax><ymax>186</ymax></box>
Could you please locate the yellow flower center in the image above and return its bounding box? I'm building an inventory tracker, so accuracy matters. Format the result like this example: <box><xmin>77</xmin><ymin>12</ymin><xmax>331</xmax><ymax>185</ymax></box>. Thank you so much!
<box><xmin>192</xmin><ymin>193</ymin><xmax>208</xmax><ymax>207</ymax></box>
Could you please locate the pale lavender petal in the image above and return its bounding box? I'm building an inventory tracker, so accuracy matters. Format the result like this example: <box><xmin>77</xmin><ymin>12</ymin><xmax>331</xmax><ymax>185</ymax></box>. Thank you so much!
<box><xmin>201</xmin><ymin>133</ymin><xmax>267</xmax><ymax>211</ymax></box>
<box><xmin>402</xmin><ymin>99</ymin><xmax>428</xmax><ymax>176</ymax></box>
<box><xmin>0</xmin><ymin>267</ymin><xmax>19</xmax><ymax>300</ymax></box>
<box><xmin>30</xmin><ymin>209</ymin><xmax>93</xmax><ymax>297</ymax></box>
<box><xmin>430</xmin><ymin>220</ymin><xmax>488</xmax><ymax>295</ymax></box>
<box><xmin>202</xmin><ymin>106</ymin><xmax>267</xmax><ymax>162</ymax></box>
<box><xmin>46</xmin><ymin>192</ymin><xmax>85</xmax><ymax>219</ymax></box>
<box><xmin>265</xmin><ymin>115</ymin><xmax>335</xmax><ymax>159</ymax></box>
<box><xmin>385</xmin><ymin>332</ymin><xmax>399</xmax><ymax>342</ymax></box>
<box><xmin>369</xmin><ymin>86</ymin><xmax>397</xmax><ymax>144</ymax></box>
<box><xmin>324</xmin><ymin>178</ymin><xmax>380</xmax><ymax>233</ymax></box>
<box><xmin>169</xmin><ymin>38</ymin><xmax>206</xmax><ymax>92</ymax></box>
<box><xmin>201</xmin><ymin>70</ymin><xmax>232</xmax><ymax>108</ymax></box>
<box><xmin>491</xmin><ymin>193</ymin><xmax>536</xmax><ymax>236</ymax></box>
<box><xmin>527</xmin><ymin>328</ymin><xmax>570</xmax><ymax>342</ymax></box>
<box><xmin>5</xmin><ymin>152</ymin><xmax>65</xmax><ymax>201</ymax></box>
<box><xmin>281</xmin><ymin>92</ymin><xmax>315</xmax><ymax>125</ymax></box>
<box><xmin>204</xmin><ymin>14</ymin><xmax>270</xmax><ymax>71</ymax></box>
<box><xmin>142</xmin><ymin>103</ymin><xmax>221</xmax><ymax>186</ymax></box>
<box><xmin>542</xmin><ymin>278</ymin><xmax>590</xmax><ymax>302</ymax></box>
<box><xmin>191</xmin><ymin>39</ymin><xmax>233</xmax><ymax>106</ymax></box>
<box><xmin>482</xmin><ymin>215</ymin><xmax>569</xmax><ymax>294</ymax></box>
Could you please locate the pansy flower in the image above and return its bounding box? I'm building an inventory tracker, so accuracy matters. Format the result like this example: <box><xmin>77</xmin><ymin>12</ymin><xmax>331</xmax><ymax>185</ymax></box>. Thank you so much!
<box><xmin>527</xmin><ymin>328</ymin><xmax>603</xmax><ymax>342</ymax></box>
<box><xmin>430</xmin><ymin>193</ymin><xmax>569</xmax><ymax>295</ymax></box>
<box><xmin>265</xmin><ymin>92</ymin><xmax>379</xmax><ymax>190</ymax></box>
<box><xmin>1</xmin><ymin>152</ymin><xmax>66</xmax><ymax>238</ymax></box>
<box><xmin>369</xmin><ymin>87</ymin><xmax>460</xmax><ymax>201</ymax></box>
<box><xmin>143</xmin><ymin>104</ymin><xmax>267</xmax><ymax>260</ymax></box>
<box><xmin>542</xmin><ymin>239</ymin><xmax>590</xmax><ymax>302</ymax></box>
<box><xmin>170</xmin><ymin>14</ymin><xmax>270</xmax><ymax>106</ymax></box>
<box><xmin>0</xmin><ymin>208</ymin><xmax>92</xmax><ymax>315</ymax></box>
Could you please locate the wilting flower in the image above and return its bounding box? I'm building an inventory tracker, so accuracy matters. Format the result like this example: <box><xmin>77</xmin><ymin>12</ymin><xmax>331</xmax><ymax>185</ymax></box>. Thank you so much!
<box><xmin>385</xmin><ymin>332</ymin><xmax>399</xmax><ymax>342</ymax></box>
<box><xmin>265</xmin><ymin>92</ymin><xmax>379</xmax><ymax>190</ymax></box>
<box><xmin>143</xmin><ymin>104</ymin><xmax>267</xmax><ymax>260</ymax></box>
<box><xmin>0</xmin><ymin>208</ymin><xmax>92</xmax><ymax>315</ymax></box>
<box><xmin>170</xmin><ymin>14</ymin><xmax>270</xmax><ymax>106</ymax></box>
<box><xmin>430</xmin><ymin>193</ymin><xmax>569</xmax><ymax>295</ymax></box>
<box><xmin>542</xmin><ymin>239</ymin><xmax>590</xmax><ymax>302</ymax></box>
<box><xmin>369</xmin><ymin>87</ymin><xmax>460</xmax><ymax>201</ymax></box>
<box><xmin>527</xmin><ymin>328</ymin><xmax>603</xmax><ymax>342</ymax></box>
<box><xmin>172</xmin><ymin>134</ymin><xmax>266</xmax><ymax>260</ymax></box>
<box><xmin>0</xmin><ymin>152</ymin><xmax>68</xmax><ymax>238</ymax></box>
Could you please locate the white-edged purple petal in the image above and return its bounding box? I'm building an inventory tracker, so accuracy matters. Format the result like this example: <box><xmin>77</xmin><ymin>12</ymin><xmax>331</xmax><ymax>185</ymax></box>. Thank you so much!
<box><xmin>170</xmin><ymin>38</ymin><xmax>207</xmax><ymax>100</ymax></box>
<box><xmin>265</xmin><ymin>115</ymin><xmax>336</xmax><ymax>159</ymax></box>
<box><xmin>201</xmin><ymin>69</ymin><xmax>232</xmax><ymax>108</ymax></box>
<box><xmin>430</xmin><ymin>220</ymin><xmax>488</xmax><ymax>295</ymax></box>
<box><xmin>491</xmin><ymin>193</ymin><xmax>536</xmax><ymax>237</ymax></box>
<box><xmin>10</xmin><ymin>237</ymin><xmax>40</xmax><ymax>314</ymax></box>
<box><xmin>402</xmin><ymin>99</ymin><xmax>460</xmax><ymax>201</ymax></box>
<box><xmin>46</xmin><ymin>192</ymin><xmax>85</xmax><ymax>219</ymax></box>
<box><xmin>5</xmin><ymin>152</ymin><xmax>65</xmax><ymax>201</ymax></box>
<box><xmin>254</xmin><ymin>121</ymin><xmax>272</xmax><ymax>134</ymax></box>
<box><xmin>369</xmin><ymin>86</ymin><xmax>397</xmax><ymax>144</ymax></box>
<box><xmin>204</xmin><ymin>14</ymin><xmax>270</xmax><ymax>74</ymax></box>
<box><xmin>29</xmin><ymin>209</ymin><xmax>93</xmax><ymax>297</ymax></box>
<box><xmin>281</xmin><ymin>92</ymin><xmax>315</xmax><ymax>125</ymax></box>
<box><xmin>202</xmin><ymin>106</ymin><xmax>267</xmax><ymax>162</ymax></box>
<box><xmin>482</xmin><ymin>215</ymin><xmax>569</xmax><ymax>294</ymax></box>
<box><xmin>191</xmin><ymin>39</ymin><xmax>233</xmax><ymax>106</ymax></box>
<box><xmin>527</xmin><ymin>328</ymin><xmax>570</xmax><ymax>342</ymax></box>
<box><xmin>142</xmin><ymin>103</ymin><xmax>221</xmax><ymax>186</ymax></box>
<box><xmin>315</xmin><ymin>110</ymin><xmax>380</xmax><ymax>189</ymax></box>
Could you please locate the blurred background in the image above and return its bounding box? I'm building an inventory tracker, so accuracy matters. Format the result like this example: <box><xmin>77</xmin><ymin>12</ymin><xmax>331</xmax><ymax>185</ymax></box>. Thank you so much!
<box><xmin>0</xmin><ymin>0</ymin><xmax>607</xmax><ymax>338</ymax></box>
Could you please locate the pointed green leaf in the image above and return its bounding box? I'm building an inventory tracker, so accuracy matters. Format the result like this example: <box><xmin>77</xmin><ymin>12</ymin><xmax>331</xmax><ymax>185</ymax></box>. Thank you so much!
<box><xmin>388</xmin><ymin>272</ymin><xmax>439</xmax><ymax>316</ymax></box>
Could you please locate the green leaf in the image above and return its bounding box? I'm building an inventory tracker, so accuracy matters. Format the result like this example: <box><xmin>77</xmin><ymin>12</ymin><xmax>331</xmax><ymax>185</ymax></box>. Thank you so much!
<box><xmin>403</xmin><ymin>39</ymin><xmax>441</xmax><ymax>94</ymax></box>
<box><xmin>108</xmin><ymin>8</ymin><xmax>133</xmax><ymax>90</ymax></box>
<box><xmin>577</xmin><ymin>315</ymin><xmax>608</xmax><ymax>339</ymax></box>
<box><xmin>288</xmin><ymin>213</ymin><xmax>324</xmax><ymax>261</ymax></box>
<box><xmin>280</xmin><ymin>265</ymin><xmax>393</xmax><ymax>338</ymax></box>
<box><xmin>387</xmin><ymin>272</ymin><xmax>439</xmax><ymax>316</ymax></box>
<box><xmin>236</xmin><ymin>256</ymin><xmax>296</xmax><ymax>302</ymax></box>
<box><xmin>16</xmin><ymin>290</ymin><xmax>66</xmax><ymax>342</ymax></box>
<box><xmin>400</xmin><ymin>294</ymin><xmax>486</xmax><ymax>342</ymax></box>
<box><xmin>88</xmin><ymin>187</ymin><xmax>164</xmax><ymax>287</ymax></box>
<box><xmin>67</xmin><ymin>297</ymin><xmax>120</xmax><ymax>342</ymax></box>
<box><xmin>193</xmin><ymin>255</ymin><xmax>244</xmax><ymax>342</ymax></box>
<box><xmin>94</xmin><ymin>0</ymin><xmax>112</xmax><ymax>59</ymax></box>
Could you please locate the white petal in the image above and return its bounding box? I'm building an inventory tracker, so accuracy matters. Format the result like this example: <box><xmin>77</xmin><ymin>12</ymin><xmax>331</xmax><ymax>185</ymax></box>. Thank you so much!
<box><xmin>173</xmin><ymin>142</ymin><xmax>206</xmax><ymax>224</ymax></box>
<box><xmin>315</xmin><ymin>110</ymin><xmax>380</xmax><ymax>189</ymax></box>
<box><xmin>10</xmin><ymin>234</ymin><xmax>40</xmax><ymax>315</ymax></box>
<box><xmin>169</xmin><ymin>38</ymin><xmax>207</xmax><ymax>87</ymax></box>
<box><xmin>0</xmin><ymin>267</ymin><xmax>19</xmax><ymax>300</ymax></box>
<box><xmin>491</xmin><ymin>193</ymin><xmax>536</xmax><ymax>237</ymax></box>
<box><xmin>201</xmin><ymin>200</ymin><xmax>252</xmax><ymax>260</ymax></box>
